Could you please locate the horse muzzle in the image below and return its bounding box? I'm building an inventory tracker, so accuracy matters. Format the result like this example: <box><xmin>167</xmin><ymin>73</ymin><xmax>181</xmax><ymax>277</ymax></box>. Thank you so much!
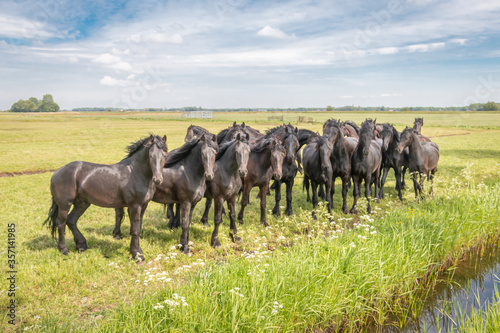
<box><xmin>153</xmin><ymin>176</ymin><xmax>163</xmax><ymax>185</ymax></box>
<box><xmin>273</xmin><ymin>172</ymin><xmax>282</xmax><ymax>180</ymax></box>
<box><xmin>239</xmin><ymin>169</ymin><xmax>248</xmax><ymax>178</ymax></box>
<box><xmin>205</xmin><ymin>172</ymin><xmax>214</xmax><ymax>181</ymax></box>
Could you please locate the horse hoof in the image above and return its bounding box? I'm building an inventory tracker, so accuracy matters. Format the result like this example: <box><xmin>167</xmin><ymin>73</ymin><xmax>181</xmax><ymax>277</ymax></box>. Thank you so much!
<box><xmin>212</xmin><ymin>240</ymin><xmax>221</xmax><ymax>248</ymax></box>
<box><xmin>113</xmin><ymin>234</ymin><xmax>122</xmax><ymax>240</ymax></box>
<box><xmin>285</xmin><ymin>209</ymin><xmax>293</xmax><ymax>216</ymax></box>
<box><xmin>350</xmin><ymin>209</ymin><xmax>358</xmax><ymax>214</ymax></box>
<box><xmin>77</xmin><ymin>247</ymin><xmax>87</xmax><ymax>253</ymax></box>
<box><xmin>229</xmin><ymin>233</ymin><xmax>241</xmax><ymax>243</ymax></box>
<box><xmin>203</xmin><ymin>222</ymin><xmax>210</xmax><ymax>227</ymax></box>
<box><xmin>61</xmin><ymin>249</ymin><xmax>69</xmax><ymax>256</ymax></box>
<box><xmin>262</xmin><ymin>222</ymin><xmax>269</xmax><ymax>228</ymax></box>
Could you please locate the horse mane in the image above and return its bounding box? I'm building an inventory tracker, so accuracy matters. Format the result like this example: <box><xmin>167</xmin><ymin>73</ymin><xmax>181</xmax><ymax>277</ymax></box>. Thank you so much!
<box><xmin>298</xmin><ymin>129</ymin><xmax>318</xmax><ymax>146</ymax></box>
<box><xmin>215</xmin><ymin>136</ymin><xmax>249</xmax><ymax>161</ymax></box>
<box><xmin>124</xmin><ymin>135</ymin><xmax>167</xmax><ymax>159</ymax></box>
<box><xmin>265</xmin><ymin>124</ymin><xmax>298</xmax><ymax>140</ymax></box>
<box><xmin>251</xmin><ymin>137</ymin><xmax>283</xmax><ymax>153</ymax></box>
<box><xmin>324</xmin><ymin>118</ymin><xmax>341</xmax><ymax>128</ymax></box>
<box><xmin>216</xmin><ymin>128</ymin><xmax>230</xmax><ymax>144</ymax></box>
<box><xmin>382</xmin><ymin>123</ymin><xmax>400</xmax><ymax>142</ymax></box>
<box><xmin>344</xmin><ymin>120</ymin><xmax>360</xmax><ymax>134</ymax></box>
<box><xmin>164</xmin><ymin>138</ymin><xmax>201</xmax><ymax>167</ymax></box>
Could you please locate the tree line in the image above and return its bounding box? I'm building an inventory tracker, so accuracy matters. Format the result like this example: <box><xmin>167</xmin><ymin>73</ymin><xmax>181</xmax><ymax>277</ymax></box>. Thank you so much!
<box><xmin>10</xmin><ymin>94</ymin><xmax>60</xmax><ymax>112</ymax></box>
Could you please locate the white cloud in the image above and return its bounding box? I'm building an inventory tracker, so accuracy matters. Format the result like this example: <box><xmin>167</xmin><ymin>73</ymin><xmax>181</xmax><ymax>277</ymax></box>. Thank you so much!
<box><xmin>0</xmin><ymin>14</ymin><xmax>56</xmax><ymax>39</ymax></box>
<box><xmin>406</xmin><ymin>42</ymin><xmax>445</xmax><ymax>53</ymax></box>
<box><xmin>110</xmin><ymin>61</ymin><xmax>132</xmax><ymax>71</ymax></box>
<box><xmin>257</xmin><ymin>26</ymin><xmax>292</xmax><ymax>39</ymax></box>
<box><xmin>130</xmin><ymin>31</ymin><xmax>183</xmax><ymax>44</ymax></box>
<box><xmin>99</xmin><ymin>76</ymin><xmax>128</xmax><ymax>87</ymax></box>
<box><xmin>92</xmin><ymin>53</ymin><xmax>122</xmax><ymax>64</ymax></box>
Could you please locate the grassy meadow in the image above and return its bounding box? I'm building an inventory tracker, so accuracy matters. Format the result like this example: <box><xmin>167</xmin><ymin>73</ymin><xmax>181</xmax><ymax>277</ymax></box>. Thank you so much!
<box><xmin>0</xmin><ymin>111</ymin><xmax>499</xmax><ymax>332</ymax></box>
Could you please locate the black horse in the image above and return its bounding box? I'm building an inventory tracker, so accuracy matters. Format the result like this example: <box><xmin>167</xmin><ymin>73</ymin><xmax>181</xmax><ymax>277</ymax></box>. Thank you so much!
<box><xmin>200</xmin><ymin>134</ymin><xmax>251</xmax><ymax>247</ymax></box>
<box><xmin>379</xmin><ymin>124</ymin><xmax>407</xmax><ymax>201</ymax></box>
<box><xmin>44</xmin><ymin>135</ymin><xmax>167</xmax><ymax>261</ymax></box>
<box><xmin>267</xmin><ymin>124</ymin><xmax>300</xmax><ymax>217</ymax></box>
<box><xmin>397</xmin><ymin>127</ymin><xmax>439</xmax><ymax>200</ymax></box>
<box><xmin>350</xmin><ymin>119</ymin><xmax>382</xmax><ymax>214</ymax></box>
<box><xmin>302</xmin><ymin>134</ymin><xmax>336</xmax><ymax>219</ymax></box>
<box><xmin>217</xmin><ymin>122</ymin><xmax>252</xmax><ymax>145</ymax></box>
<box><xmin>323</xmin><ymin>119</ymin><xmax>352</xmax><ymax>214</ymax></box>
<box><xmin>114</xmin><ymin>134</ymin><xmax>218</xmax><ymax>254</ymax></box>
<box><xmin>184</xmin><ymin>124</ymin><xmax>214</xmax><ymax>142</ymax></box>
<box><xmin>237</xmin><ymin>136</ymin><xmax>285</xmax><ymax>227</ymax></box>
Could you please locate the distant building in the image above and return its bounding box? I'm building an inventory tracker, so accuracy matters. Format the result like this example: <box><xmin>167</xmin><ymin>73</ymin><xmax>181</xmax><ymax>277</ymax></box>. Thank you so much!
<box><xmin>181</xmin><ymin>111</ymin><xmax>213</xmax><ymax>119</ymax></box>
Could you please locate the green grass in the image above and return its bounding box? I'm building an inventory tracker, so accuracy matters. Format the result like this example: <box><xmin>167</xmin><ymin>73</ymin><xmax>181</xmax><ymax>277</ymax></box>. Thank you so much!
<box><xmin>0</xmin><ymin>111</ymin><xmax>499</xmax><ymax>332</ymax></box>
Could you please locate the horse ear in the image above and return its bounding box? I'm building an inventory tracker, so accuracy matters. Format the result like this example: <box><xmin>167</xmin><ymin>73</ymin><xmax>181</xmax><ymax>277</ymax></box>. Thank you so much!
<box><xmin>233</xmin><ymin>122</ymin><xmax>237</xmax><ymax>127</ymax></box>
<box><xmin>242</xmin><ymin>122</ymin><xmax>245</xmax><ymax>128</ymax></box>
<box><xmin>200</xmin><ymin>134</ymin><xmax>206</xmax><ymax>142</ymax></box>
<box><xmin>148</xmin><ymin>134</ymin><xmax>154</xmax><ymax>144</ymax></box>
<box><xmin>162</xmin><ymin>135</ymin><xmax>167</xmax><ymax>143</ymax></box>
<box><xmin>245</xmin><ymin>133</ymin><xmax>250</xmax><ymax>141</ymax></box>
<box><xmin>236</xmin><ymin>133</ymin><xmax>241</xmax><ymax>141</ymax></box>
<box><xmin>212</xmin><ymin>134</ymin><xmax>217</xmax><ymax>142</ymax></box>
<box><xmin>295</xmin><ymin>127</ymin><xmax>298</xmax><ymax>134</ymax></box>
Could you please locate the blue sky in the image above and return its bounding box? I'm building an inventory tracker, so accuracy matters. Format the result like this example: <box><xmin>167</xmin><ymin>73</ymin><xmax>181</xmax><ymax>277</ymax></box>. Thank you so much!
<box><xmin>1</xmin><ymin>0</ymin><xmax>500</xmax><ymax>109</ymax></box>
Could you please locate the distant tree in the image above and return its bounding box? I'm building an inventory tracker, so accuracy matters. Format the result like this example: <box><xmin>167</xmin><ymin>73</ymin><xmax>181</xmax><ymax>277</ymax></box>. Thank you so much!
<box><xmin>483</xmin><ymin>101</ymin><xmax>499</xmax><ymax>111</ymax></box>
<box><xmin>401</xmin><ymin>107</ymin><xmax>411</xmax><ymax>112</ymax></box>
<box><xmin>326</xmin><ymin>105</ymin><xmax>334</xmax><ymax>111</ymax></box>
<box><xmin>11</xmin><ymin>94</ymin><xmax>60</xmax><ymax>112</ymax></box>
<box><xmin>11</xmin><ymin>99</ymin><xmax>37</xmax><ymax>112</ymax></box>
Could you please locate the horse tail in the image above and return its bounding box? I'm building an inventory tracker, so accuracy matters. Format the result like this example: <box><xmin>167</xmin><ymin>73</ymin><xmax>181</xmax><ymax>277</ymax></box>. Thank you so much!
<box><xmin>43</xmin><ymin>197</ymin><xmax>59</xmax><ymax>239</ymax></box>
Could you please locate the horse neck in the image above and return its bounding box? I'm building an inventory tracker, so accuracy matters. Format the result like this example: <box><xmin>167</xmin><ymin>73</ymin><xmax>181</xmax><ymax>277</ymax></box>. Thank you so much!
<box><xmin>217</xmin><ymin>144</ymin><xmax>239</xmax><ymax>177</ymax></box>
<box><xmin>407</xmin><ymin>132</ymin><xmax>424</xmax><ymax>156</ymax></box>
<box><xmin>183</xmin><ymin>143</ymin><xmax>206</xmax><ymax>178</ymax></box>
<box><xmin>128</xmin><ymin>147</ymin><xmax>153</xmax><ymax>179</ymax></box>
<box><xmin>250</xmin><ymin>147</ymin><xmax>271</xmax><ymax>176</ymax></box>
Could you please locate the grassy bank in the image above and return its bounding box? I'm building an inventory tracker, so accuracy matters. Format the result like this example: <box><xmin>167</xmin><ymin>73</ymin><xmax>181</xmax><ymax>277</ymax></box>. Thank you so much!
<box><xmin>0</xmin><ymin>112</ymin><xmax>499</xmax><ymax>332</ymax></box>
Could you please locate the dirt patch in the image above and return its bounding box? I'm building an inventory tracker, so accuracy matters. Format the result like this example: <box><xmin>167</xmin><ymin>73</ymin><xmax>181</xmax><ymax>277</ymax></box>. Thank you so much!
<box><xmin>0</xmin><ymin>169</ymin><xmax>56</xmax><ymax>177</ymax></box>
<box><xmin>429</xmin><ymin>132</ymin><xmax>472</xmax><ymax>138</ymax></box>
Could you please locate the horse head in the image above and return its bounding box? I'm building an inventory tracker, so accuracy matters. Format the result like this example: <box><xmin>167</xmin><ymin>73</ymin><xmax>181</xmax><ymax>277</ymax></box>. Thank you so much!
<box><xmin>234</xmin><ymin>133</ymin><xmax>250</xmax><ymax>178</ymax></box>
<box><xmin>283</xmin><ymin>125</ymin><xmax>300</xmax><ymax>164</ymax></box>
<box><xmin>200</xmin><ymin>134</ymin><xmax>218</xmax><ymax>181</ymax></box>
<box><xmin>147</xmin><ymin>134</ymin><xmax>168</xmax><ymax>185</ymax></box>
<box><xmin>396</xmin><ymin>127</ymin><xmax>414</xmax><ymax>153</ymax></box>
<box><xmin>316</xmin><ymin>135</ymin><xmax>334</xmax><ymax>177</ymax></box>
<box><xmin>270</xmin><ymin>137</ymin><xmax>285</xmax><ymax>180</ymax></box>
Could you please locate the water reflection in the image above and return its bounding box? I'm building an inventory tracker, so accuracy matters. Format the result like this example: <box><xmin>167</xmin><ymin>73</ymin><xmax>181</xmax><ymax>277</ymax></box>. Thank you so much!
<box><xmin>383</xmin><ymin>246</ymin><xmax>500</xmax><ymax>332</ymax></box>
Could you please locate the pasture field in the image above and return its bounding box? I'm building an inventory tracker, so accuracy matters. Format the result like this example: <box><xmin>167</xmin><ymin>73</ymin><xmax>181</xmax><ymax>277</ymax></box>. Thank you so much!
<box><xmin>0</xmin><ymin>111</ymin><xmax>499</xmax><ymax>332</ymax></box>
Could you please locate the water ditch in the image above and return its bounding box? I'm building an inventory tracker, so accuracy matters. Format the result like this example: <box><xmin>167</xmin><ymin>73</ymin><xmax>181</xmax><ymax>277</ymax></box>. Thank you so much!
<box><xmin>380</xmin><ymin>243</ymin><xmax>500</xmax><ymax>332</ymax></box>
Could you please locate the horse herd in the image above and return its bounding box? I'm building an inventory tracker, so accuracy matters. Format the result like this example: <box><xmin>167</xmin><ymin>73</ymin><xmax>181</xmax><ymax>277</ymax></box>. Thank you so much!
<box><xmin>44</xmin><ymin>118</ymin><xmax>439</xmax><ymax>261</ymax></box>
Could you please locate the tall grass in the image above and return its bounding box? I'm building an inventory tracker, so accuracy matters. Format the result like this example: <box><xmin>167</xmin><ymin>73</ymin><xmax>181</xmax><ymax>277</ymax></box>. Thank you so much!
<box><xmin>73</xmin><ymin>174</ymin><xmax>499</xmax><ymax>332</ymax></box>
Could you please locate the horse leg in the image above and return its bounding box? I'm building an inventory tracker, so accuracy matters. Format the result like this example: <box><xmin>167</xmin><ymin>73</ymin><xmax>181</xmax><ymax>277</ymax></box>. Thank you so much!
<box><xmin>350</xmin><ymin>176</ymin><xmax>360</xmax><ymax>214</ymax></box>
<box><xmin>113</xmin><ymin>208</ymin><xmax>125</xmax><ymax>240</ymax></box>
<box><xmin>429</xmin><ymin>169</ymin><xmax>436</xmax><ymax>196</ymax></box>
<box><xmin>374</xmin><ymin>168</ymin><xmax>381</xmax><ymax>204</ymax></box>
<box><xmin>128</xmin><ymin>204</ymin><xmax>144</xmax><ymax>261</ymax></box>
<box><xmin>56</xmin><ymin>205</ymin><xmax>70</xmax><ymax>255</ymax></box>
<box><xmin>237</xmin><ymin>182</ymin><xmax>251</xmax><ymax>225</ymax></box>
<box><xmin>211</xmin><ymin>197</ymin><xmax>224</xmax><ymax>248</ymax></box>
<box><xmin>201</xmin><ymin>198</ymin><xmax>212</xmax><ymax>227</ymax></box>
<box><xmin>318</xmin><ymin>183</ymin><xmax>326</xmax><ymax>201</ymax></box>
<box><xmin>272</xmin><ymin>179</ymin><xmax>282</xmax><ymax>217</ymax></box>
<box><xmin>330</xmin><ymin>177</ymin><xmax>336</xmax><ymax>212</ymax></box>
<box><xmin>227</xmin><ymin>196</ymin><xmax>241</xmax><ymax>243</ymax></box>
<box><xmin>311</xmin><ymin>181</ymin><xmax>319</xmax><ymax>220</ymax></box>
<box><xmin>419</xmin><ymin>173</ymin><xmax>425</xmax><ymax>200</ymax></box>
<box><xmin>341</xmin><ymin>176</ymin><xmax>349</xmax><ymax>214</ymax></box>
<box><xmin>402</xmin><ymin>166</ymin><xmax>407</xmax><ymax>190</ymax></box>
<box><xmin>379</xmin><ymin>167</ymin><xmax>389</xmax><ymax>199</ymax></box>
<box><xmin>365</xmin><ymin>176</ymin><xmax>372</xmax><ymax>214</ymax></box>
<box><xmin>259</xmin><ymin>184</ymin><xmax>269</xmax><ymax>227</ymax></box>
<box><xmin>394</xmin><ymin>167</ymin><xmax>403</xmax><ymax>202</ymax></box>
<box><xmin>304</xmin><ymin>175</ymin><xmax>311</xmax><ymax>202</ymax></box>
<box><xmin>412</xmin><ymin>172</ymin><xmax>419</xmax><ymax>200</ymax></box>
<box><xmin>285</xmin><ymin>178</ymin><xmax>294</xmax><ymax>216</ymax></box>
<box><xmin>326</xmin><ymin>181</ymin><xmax>333</xmax><ymax>218</ymax></box>
<box><xmin>65</xmin><ymin>199</ymin><xmax>90</xmax><ymax>252</ymax></box>
<box><xmin>179</xmin><ymin>201</ymin><xmax>192</xmax><ymax>254</ymax></box>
